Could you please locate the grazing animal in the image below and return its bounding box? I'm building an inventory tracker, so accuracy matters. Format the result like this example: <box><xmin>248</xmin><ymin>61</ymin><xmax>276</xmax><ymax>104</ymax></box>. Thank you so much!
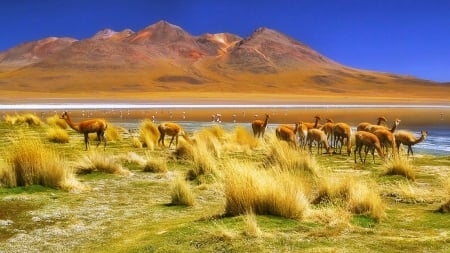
<box><xmin>61</xmin><ymin>111</ymin><xmax>107</xmax><ymax>150</ymax></box>
<box><xmin>395</xmin><ymin>130</ymin><xmax>428</xmax><ymax>157</ymax></box>
<box><xmin>333</xmin><ymin>122</ymin><xmax>352</xmax><ymax>156</ymax></box>
<box><xmin>354</xmin><ymin>131</ymin><xmax>384</xmax><ymax>164</ymax></box>
<box><xmin>252</xmin><ymin>113</ymin><xmax>269</xmax><ymax>138</ymax></box>
<box><xmin>276</xmin><ymin>123</ymin><xmax>299</xmax><ymax>147</ymax></box>
<box><xmin>357</xmin><ymin>116</ymin><xmax>387</xmax><ymax>132</ymax></box>
<box><xmin>158</xmin><ymin>122</ymin><xmax>190</xmax><ymax>148</ymax></box>
<box><xmin>373</xmin><ymin>129</ymin><xmax>397</xmax><ymax>157</ymax></box>
<box><xmin>307</xmin><ymin>128</ymin><xmax>331</xmax><ymax>154</ymax></box>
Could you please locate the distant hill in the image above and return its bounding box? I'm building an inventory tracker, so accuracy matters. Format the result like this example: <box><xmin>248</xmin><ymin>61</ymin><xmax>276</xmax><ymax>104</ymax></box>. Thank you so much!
<box><xmin>0</xmin><ymin>20</ymin><xmax>448</xmax><ymax>104</ymax></box>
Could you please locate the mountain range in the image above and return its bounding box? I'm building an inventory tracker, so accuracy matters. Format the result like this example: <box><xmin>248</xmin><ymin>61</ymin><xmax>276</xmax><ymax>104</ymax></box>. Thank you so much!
<box><xmin>0</xmin><ymin>20</ymin><xmax>448</xmax><ymax>104</ymax></box>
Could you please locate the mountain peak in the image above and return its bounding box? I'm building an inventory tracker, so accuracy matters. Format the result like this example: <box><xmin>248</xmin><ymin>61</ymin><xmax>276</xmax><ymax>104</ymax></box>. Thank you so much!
<box><xmin>127</xmin><ymin>20</ymin><xmax>191</xmax><ymax>44</ymax></box>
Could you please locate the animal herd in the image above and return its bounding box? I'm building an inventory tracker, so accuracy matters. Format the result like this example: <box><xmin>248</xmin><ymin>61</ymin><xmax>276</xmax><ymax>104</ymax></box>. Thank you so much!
<box><xmin>60</xmin><ymin>111</ymin><xmax>428</xmax><ymax>163</ymax></box>
<box><xmin>252</xmin><ymin>114</ymin><xmax>428</xmax><ymax>163</ymax></box>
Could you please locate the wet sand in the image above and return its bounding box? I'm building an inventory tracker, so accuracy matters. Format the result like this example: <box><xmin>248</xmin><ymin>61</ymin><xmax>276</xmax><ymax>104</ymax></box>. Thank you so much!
<box><xmin>2</xmin><ymin>105</ymin><xmax>449</xmax><ymax>129</ymax></box>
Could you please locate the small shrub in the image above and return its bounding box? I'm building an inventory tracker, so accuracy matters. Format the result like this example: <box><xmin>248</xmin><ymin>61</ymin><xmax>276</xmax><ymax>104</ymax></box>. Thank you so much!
<box><xmin>74</xmin><ymin>152</ymin><xmax>130</xmax><ymax>176</ymax></box>
<box><xmin>384</xmin><ymin>156</ymin><xmax>416</xmax><ymax>180</ymax></box>
<box><xmin>4</xmin><ymin>114</ymin><xmax>19</xmax><ymax>125</ymax></box>
<box><xmin>47</xmin><ymin>127</ymin><xmax>70</xmax><ymax>143</ymax></box>
<box><xmin>171</xmin><ymin>176</ymin><xmax>195</xmax><ymax>206</ymax></box>
<box><xmin>143</xmin><ymin>158</ymin><xmax>168</xmax><ymax>173</ymax></box>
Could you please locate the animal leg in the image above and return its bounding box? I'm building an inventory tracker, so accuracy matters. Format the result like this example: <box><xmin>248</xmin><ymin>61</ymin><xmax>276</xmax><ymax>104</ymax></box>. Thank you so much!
<box><xmin>168</xmin><ymin>135</ymin><xmax>175</xmax><ymax>148</ymax></box>
<box><xmin>84</xmin><ymin>133</ymin><xmax>89</xmax><ymax>150</ymax></box>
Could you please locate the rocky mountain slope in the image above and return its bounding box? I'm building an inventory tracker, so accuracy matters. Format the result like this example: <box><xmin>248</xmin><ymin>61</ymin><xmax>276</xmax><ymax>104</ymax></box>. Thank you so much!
<box><xmin>0</xmin><ymin>20</ymin><xmax>448</xmax><ymax>103</ymax></box>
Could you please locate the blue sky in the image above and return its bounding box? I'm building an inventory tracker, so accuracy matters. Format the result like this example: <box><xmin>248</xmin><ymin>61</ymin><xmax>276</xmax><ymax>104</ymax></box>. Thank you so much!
<box><xmin>2</xmin><ymin>0</ymin><xmax>450</xmax><ymax>82</ymax></box>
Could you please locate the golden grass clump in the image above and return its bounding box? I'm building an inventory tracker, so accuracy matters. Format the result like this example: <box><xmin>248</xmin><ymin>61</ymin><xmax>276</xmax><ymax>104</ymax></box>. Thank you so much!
<box><xmin>4</xmin><ymin>113</ymin><xmax>42</xmax><ymax>126</ymax></box>
<box><xmin>22</xmin><ymin>113</ymin><xmax>42</xmax><ymax>126</ymax></box>
<box><xmin>314</xmin><ymin>175</ymin><xmax>385</xmax><ymax>222</ymax></box>
<box><xmin>438</xmin><ymin>176</ymin><xmax>450</xmax><ymax>213</ymax></box>
<box><xmin>143</xmin><ymin>158</ymin><xmax>168</xmax><ymax>173</ymax></box>
<box><xmin>47</xmin><ymin>127</ymin><xmax>70</xmax><ymax>143</ymax></box>
<box><xmin>131</xmin><ymin>136</ymin><xmax>143</xmax><ymax>148</ymax></box>
<box><xmin>105</xmin><ymin>122</ymin><xmax>123</xmax><ymax>142</ymax></box>
<box><xmin>46</xmin><ymin>114</ymin><xmax>68</xmax><ymax>129</ymax></box>
<box><xmin>170</xmin><ymin>176</ymin><xmax>195</xmax><ymax>206</ymax></box>
<box><xmin>242</xmin><ymin>211</ymin><xmax>262</xmax><ymax>238</ymax></box>
<box><xmin>223</xmin><ymin>160</ymin><xmax>309</xmax><ymax>219</ymax></box>
<box><xmin>194</xmin><ymin>126</ymin><xmax>224</xmax><ymax>158</ymax></box>
<box><xmin>187</xmin><ymin>139</ymin><xmax>218</xmax><ymax>181</ymax></box>
<box><xmin>174</xmin><ymin>139</ymin><xmax>194</xmax><ymax>160</ymax></box>
<box><xmin>138</xmin><ymin>119</ymin><xmax>159</xmax><ymax>149</ymax></box>
<box><xmin>74</xmin><ymin>152</ymin><xmax>130</xmax><ymax>176</ymax></box>
<box><xmin>264</xmin><ymin>136</ymin><xmax>318</xmax><ymax>175</ymax></box>
<box><xmin>384</xmin><ymin>156</ymin><xmax>416</xmax><ymax>180</ymax></box>
<box><xmin>1</xmin><ymin>136</ymin><xmax>78</xmax><ymax>191</ymax></box>
<box><xmin>347</xmin><ymin>181</ymin><xmax>386</xmax><ymax>222</ymax></box>
<box><xmin>233</xmin><ymin>126</ymin><xmax>258</xmax><ymax>149</ymax></box>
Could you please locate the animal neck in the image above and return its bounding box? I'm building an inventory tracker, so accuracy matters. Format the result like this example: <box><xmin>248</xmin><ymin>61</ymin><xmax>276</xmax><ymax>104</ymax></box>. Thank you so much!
<box><xmin>414</xmin><ymin>134</ymin><xmax>426</xmax><ymax>145</ymax></box>
<box><xmin>313</xmin><ymin>118</ymin><xmax>319</xmax><ymax>128</ymax></box>
<box><xmin>390</xmin><ymin>121</ymin><xmax>399</xmax><ymax>133</ymax></box>
<box><xmin>263</xmin><ymin>115</ymin><xmax>269</xmax><ymax>127</ymax></box>
<box><xmin>63</xmin><ymin>113</ymin><xmax>80</xmax><ymax>132</ymax></box>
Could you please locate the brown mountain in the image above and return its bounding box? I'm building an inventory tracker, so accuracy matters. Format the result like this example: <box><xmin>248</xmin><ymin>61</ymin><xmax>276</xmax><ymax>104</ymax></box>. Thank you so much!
<box><xmin>0</xmin><ymin>20</ymin><xmax>448</xmax><ymax>104</ymax></box>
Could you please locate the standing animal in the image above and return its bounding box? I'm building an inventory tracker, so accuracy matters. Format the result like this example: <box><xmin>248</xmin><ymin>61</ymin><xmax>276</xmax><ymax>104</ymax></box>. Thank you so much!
<box><xmin>368</xmin><ymin>118</ymin><xmax>401</xmax><ymax>133</ymax></box>
<box><xmin>158</xmin><ymin>122</ymin><xmax>190</xmax><ymax>148</ymax></box>
<box><xmin>252</xmin><ymin>113</ymin><xmax>269</xmax><ymax>138</ymax></box>
<box><xmin>61</xmin><ymin>111</ymin><xmax>107</xmax><ymax>150</ymax></box>
<box><xmin>307</xmin><ymin>128</ymin><xmax>331</xmax><ymax>154</ymax></box>
<box><xmin>373</xmin><ymin>129</ymin><xmax>397</xmax><ymax>157</ymax></box>
<box><xmin>395</xmin><ymin>130</ymin><xmax>428</xmax><ymax>157</ymax></box>
<box><xmin>333</xmin><ymin>122</ymin><xmax>352</xmax><ymax>156</ymax></box>
<box><xmin>297</xmin><ymin>122</ymin><xmax>309</xmax><ymax>148</ymax></box>
<box><xmin>320</xmin><ymin>118</ymin><xmax>335</xmax><ymax>147</ymax></box>
<box><xmin>275</xmin><ymin>123</ymin><xmax>299</xmax><ymax>147</ymax></box>
<box><xmin>354</xmin><ymin>131</ymin><xmax>384</xmax><ymax>164</ymax></box>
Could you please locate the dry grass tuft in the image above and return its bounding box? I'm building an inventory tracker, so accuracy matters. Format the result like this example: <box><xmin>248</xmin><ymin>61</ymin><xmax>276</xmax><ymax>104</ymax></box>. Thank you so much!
<box><xmin>171</xmin><ymin>176</ymin><xmax>195</xmax><ymax>206</ymax></box>
<box><xmin>233</xmin><ymin>126</ymin><xmax>258</xmax><ymax>149</ymax></box>
<box><xmin>242</xmin><ymin>211</ymin><xmax>262</xmax><ymax>237</ymax></box>
<box><xmin>187</xmin><ymin>139</ymin><xmax>218</xmax><ymax>181</ymax></box>
<box><xmin>4</xmin><ymin>113</ymin><xmax>42</xmax><ymax>126</ymax></box>
<box><xmin>438</xmin><ymin>176</ymin><xmax>450</xmax><ymax>213</ymax></box>
<box><xmin>47</xmin><ymin>127</ymin><xmax>70</xmax><ymax>143</ymax></box>
<box><xmin>105</xmin><ymin>122</ymin><xmax>123</xmax><ymax>142</ymax></box>
<box><xmin>143</xmin><ymin>158</ymin><xmax>168</xmax><ymax>173</ymax></box>
<box><xmin>264</xmin><ymin>136</ymin><xmax>318</xmax><ymax>175</ymax></box>
<box><xmin>384</xmin><ymin>156</ymin><xmax>416</xmax><ymax>180</ymax></box>
<box><xmin>139</xmin><ymin>119</ymin><xmax>159</xmax><ymax>149</ymax></box>
<box><xmin>46</xmin><ymin>114</ymin><xmax>68</xmax><ymax>129</ymax></box>
<box><xmin>131</xmin><ymin>136</ymin><xmax>143</xmax><ymax>148</ymax></box>
<box><xmin>74</xmin><ymin>152</ymin><xmax>130</xmax><ymax>176</ymax></box>
<box><xmin>173</xmin><ymin>140</ymin><xmax>195</xmax><ymax>160</ymax></box>
<box><xmin>1</xmin><ymin>136</ymin><xmax>79</xmax><ymax>191</ymax></box>
<box><xmin>347</xmin><ymin>181</ymin><xmax>386</xmax><ymax>222</ymax></box>
<box><xmin>194</xmin><ymin>126</ymin><xmax>223</xmax><ymax>158</ymax></box>
<box><xmin>223</xmin><ymin>160</ymin><xmax>309</xmax><ymax>219</ymax></box>
<box><xmin>313</xmin><ymin>175</ymin><xmax>385</xmax><ymax>221</ymax></box>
